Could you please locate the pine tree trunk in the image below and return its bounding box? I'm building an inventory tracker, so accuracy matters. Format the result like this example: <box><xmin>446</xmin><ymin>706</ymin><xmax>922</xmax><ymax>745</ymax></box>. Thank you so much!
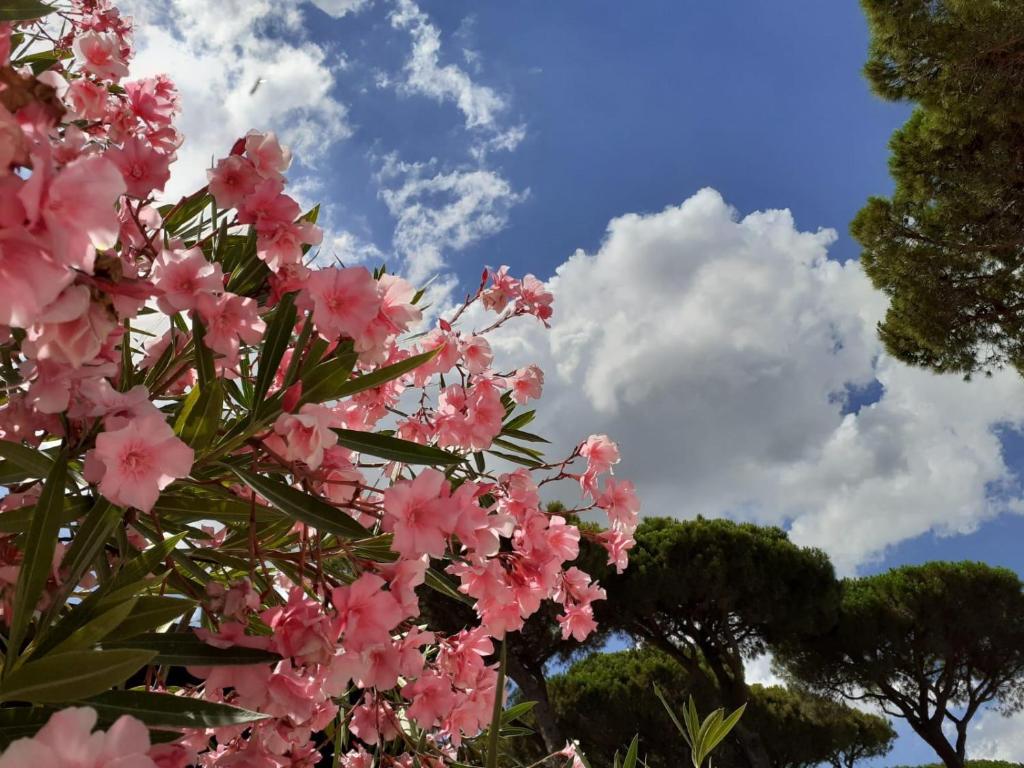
<box><xmin>506</xmin><ymin>652</ymin><xmax>565</xmax><ymax>755</ymax></box>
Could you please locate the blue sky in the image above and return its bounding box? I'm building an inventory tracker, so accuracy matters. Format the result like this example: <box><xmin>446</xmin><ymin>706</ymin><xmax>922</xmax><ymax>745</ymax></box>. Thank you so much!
<box><xmin>131</xmin><ymin>0</ymin><xmax>1024</xmax><ymax>761</ymax></box>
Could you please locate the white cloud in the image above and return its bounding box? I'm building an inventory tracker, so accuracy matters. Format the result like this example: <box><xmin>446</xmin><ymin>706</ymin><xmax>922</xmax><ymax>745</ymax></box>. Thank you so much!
<box><xmin>309</xmin><ymin>0</ymin><xmax>373</xmax><ymax>17</ymax></box>
<box><xmin>483</xmin><ymin>189</ymin><xmax>1024</xmax><ymax>572</ymax></box>
<box><xmin>971</xmin><ymin>708</ymin><xmax>1024</xmax><ymax>759</ymax></box>
<box><xmin>126</xmin><ymin>0</ymin><xmax>351</xmax><ymax>200</ymax></box>
<box><xmin>377</xmin><ymin>155</ymin><xmax>527</xmax><ymax>283</ymax></box>
<box><xmin>972</xmin><ymin>712</ymin><xmax>1024</xmax><ymax>760</ymax></box>
<box><xmin>389</xmin><ymin>0</ymin><xmax>506</xmax><ymax>131</ymax></box>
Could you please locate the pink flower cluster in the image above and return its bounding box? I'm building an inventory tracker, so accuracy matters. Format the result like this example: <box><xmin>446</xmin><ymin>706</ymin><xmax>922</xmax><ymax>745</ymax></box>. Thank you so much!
<box><xmin>0</xmin><ymin>2</ymin><xmax>639</xmax><ymax>767</ymax></box>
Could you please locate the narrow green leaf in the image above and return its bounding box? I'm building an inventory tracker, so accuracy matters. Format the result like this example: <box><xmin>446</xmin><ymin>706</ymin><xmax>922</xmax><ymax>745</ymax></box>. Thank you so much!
<box><xmin>500</xmin><ymin>701</ymin><xmax>537</xmax><ymax>725</ymax></box>
<box><xmin>0</xmin><ymin>706</ymin><xmax>56</xmax><ymax>748</ymax></box>
<box><xmin>424</xmin><ymin>567</ymin><xmax>473</xmax><ymax>607</ymax></box>
<box><xmin>160</xmin><ymin>190</ymin><xmax>211</xmax><ymax>235</ymax></box>
<box><xmin>0</xmin><ymin>440</ymin><xmax>53</xmax><ymax>479</ymax></box>
<box><xmin>299</xmin><ymin>348</ymin><xmax>358</xmax><ymax>405</ymax></box>
<box><xmin>229</xmin><ymin>468</ymin><xmax>373</xmax><ymax>540</ymax></box>
<box><xmin>252</xmin><ymin>292</ymin><xmax>297</xmax><ymax>411</ymax></box>
<box><xmin>191</xmin><ymin>316</ymin><xmax>215</xmax><ymax>388</ymax></box>
<box><xmin>485</xmin><ymin>639</ymin><xmax>507</xmax><ymax>768</ymax></box>
<box><xmin>8</xmin><ymin>453</ymin><xmax>66</xmax><ymax>661</ymax></box>
<box><xmin>333</xmin><ymin>428</ymin><xmax>464</xmax><ymax>466</ymax></box>
<box><xmin>47</xmin><ymin>598</ymin><xmax>138</xmax><ymax>655</ymax></box>
<box><xmin>0</xmin><ymin>497</ymin><xmax>89</xmax><ymax>534</ymax></box>
<box><xmin>653</xmin><ymin>684</ymin><xmax>688</xmax><ymax>742</ymax></box>
<box><xmin>102</xmin><ymin>633</ymin><xmax>280</xmax><ymax>666</ymax></box>
<box><xmin>331</xmin><ymin>346</ymin><xmax>441</xmax><ymax>399</ymax></box>
<box><xmin>0</xmin><ymin>0</ymin><xmax>56</xmax><ymax>22</ymax></box>
<box><xmin>174</xmin><ymin>381</ymin><xmax>223</xmax><ymax>449</ymax></box>
<box><xmin>85</xmin><ymin>689</ymin><xmax>268</xmax><ymax>729</ymax></box>
<box><xmin>104</xmin><ymin>596</ymin><xmax>195</xmax><ymax>640</ymax></box>
<box><xmin>49</xmin><ymin>499</ymin><xmax>123</xmax><ymax>613</ymax></box>
<box><xmin>0</xmin><ymin>649</ymin><xmax>156</xmax><ymax>704</ymax></box>
<box><xmin>622</xmin><ymin>735</ymin><xmax>640</xmax><ymax>768</ymax></box>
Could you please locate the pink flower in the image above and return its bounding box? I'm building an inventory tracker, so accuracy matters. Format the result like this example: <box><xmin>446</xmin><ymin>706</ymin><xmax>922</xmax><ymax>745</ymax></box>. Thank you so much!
<box><xmin>0</xmin><ymin>228</ymin><xmax>72</xmax><ymax>327</ymax></box>
<box><xmin>245</xmin><ymin>130</ymin><xmax>292</xmax><ymax>180</ymax></box>
<box><xmin>23</xmin><ymin>286</ymin><xmax>117</xmax><ymax>368</ymax></box>
<box><xmin>0</xmin><ymin>707</ymin><xmax>156</xmax><ymax>768</ymax></box>
<box><xmin>402</xmin><ymin>670</ymin><xmax>456</xmax><ymax>729</ymax></box>
<box><xmin>0</xmin><ymin>105</ymin><xmax>27</xmax><ymax>171</ymax></box>
<box><xmin>196</xmin><ymin>292</ymin><xmax>265</xmax><ymax>363</ymax></box>
<box><xmin>37</xmin><ymin>154</ymin><xmax>126</xmax><ymax>273</ymax></box>
<box><xmin>459</xmin><ymin>335</ymin><xmax>493</xmax><ymax>374</ymax></box>
<box><xmin>509</xmin><ymin>364</ymin><xmax>544</xmax><ymax>404</ymax></box>
<box><xmin>332</xmin><ymin>573</ymin><xmax>403</xmax><ymax>652</ymax></box>
<box><xmin>481</xmin><ymin>265</ymin><xmax>519</xmax><ymax>313</ymax></box>
<box><xmin>256</xmin><ymin>219</ymin><xmax>322</xmax><ymax>272</ymax></box>
<box><xmin>238</xmin><ymin>179</ymin><xmax>299</xmax><ymax>230</ymax></box>
<box><xmin>558</xmin><ymin>603</ymin><xmax>598</xmax><ymax>642</ymax></box>
<box><xmin>66</xmin><ymin>78</ymin><xmax>110</xmax><ymax>121</ymax></box>
<box><xmin>305</xmin><ymin>266</ymin><xmax>381</xmax><ymax>343</ymax></box>
<box><xmin>596</xmin><ymin>478</ymin><xmax>640</xmax><ymax>533</ymax></box>
<box><xmin>581</xmin><ymin>434</ymin><xmax>620</xmax><ymax>473</ymax></box>
<box><xmin>262</xmin><ymin>587</ymin><xmax>339</xmax><ymax>665</ymax></box>
<box><xmin>272</xmin><ymin>403</ymin><xmax>338</xmax><ymax>470</ymax></box>
<box><xmin>207</xmin><ymin>155</ymin><xmax>260</xmax><ymax>210</ymax></box>
<box><xmin>92</xmin><ymin>414</ymin><xmax>194</xmax><ymax>511</ymax></box>
<box><xmin>597</xmin><ymin>530</ymin><xmax>635</xmax><ymax>573</ymax></box>
<box><xmin>108</xmin><ymin>136</ymin><xmax>172</xmax><ymax>198</ymax></box>
<box><xmin>125</xmin><ymin>77</ymin><xmax>178</xmax><ymax>127</ymax></box>
<box><xmin>152</xmin><ymin>247</ymin><xmax>224</xmax><ymax>314</ymax></box>
<box><xmin>73</xmin><ymin>31</ymin><xmax>129</xmax><ymax>81</ymax></box>
<box><xmin>383</xmin><ymin>469</ymin><xmax>460</xmax><ymax>559</ymax></box>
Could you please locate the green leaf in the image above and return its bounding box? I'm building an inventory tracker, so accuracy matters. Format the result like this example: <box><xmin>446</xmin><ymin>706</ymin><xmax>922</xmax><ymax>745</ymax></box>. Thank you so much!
<box><xmin>102</xmin><ymin>633</ymin><xmax>280</xmax><ymax>666</ymax></box>
<box><xmin>229</xmin><ymin>468</ymin><xmax>373</xmax><ymax>540</ymax></box>
<box><xmin>154</xmin><ymin>492</ymin><xmax>280</xmax><ymax>524</ymax></box>
<box><xmin>49</xmin><ymin>499</ymin><xmax>123</xmax><ymax>613</ymax></box>
<box><xmin>85</xmin><ymin>689</ymin><xmax>268</xmax><ymax>729</ymax></box>
<box><xmin>500</xmin><ymin>701</ymin><xmax>537</xmax><ymax>725</ymax></box>
<box><xmin>621</xmin><ymin>735</ymin><xmax>640</xmax><ymax>768</ymax></box>
<box><xmin>331</xmin><ymin>346</ymin><xmax>441</xmax><ymax>399</ymax></box>
<box><xmin>299</xmin><ymin>348</ymin><xmax>358</xmax><ymax>405</ymax></box>
<box><xmin>106</xmin><ymin>533</ymin><xmax>186</xmax><ymax>596</ymax></box>
<box><xmin>0</xmin><ymin>440</ymin><xmax>53</xmax><ymax>480</ymax></box>
<box><xmin>333</xmin><ymin>428</ymin><xmax>464</xmax><ymax>466</ymax></box>
<box><xmin>160</xmin><ymin>190</ymin><xmax>212</xmax><ymax>235</ymax></box>
<box><xmin>424</xmin><ymin>567</ymin><xmax>473</xmax><ymax>606</ymax></box>
<box><xmin>485</xmin><ymin>640</ymin><xmax>507</xmax><ymax>768</ymax></box>
<box><xmin>0</xmin><ymin>649</ymin><xmax>156</xmax><ymax>704</ymax></box>
<box><xmin>47</xmin><ymin>598</ymin><xmax>138</xmax><ymax>655</ymax></box>
<box><xmin>0</xmin><ymin>497</ymin><xmax>89</xmax><ymax>534</ymax></box>
<box><xmin>0</xmin><ymin>706</ymin><xmax>56</xmax><ymax>748</ymax></box>
<box><xmin>191</xmin><ymin>316</ymin><xmax>216</xmax><ymax>388</ymax></box>
<box><xmin>103</xmin><ymin>597</ymin><xmax>195</xmax><ymax>640</ymax></box>
<box><xmin>502</xmin><ymin>411</ymin><xmax>537</xmax><ymax>432</ymax></box>
<box><xmin>252</xmin><ymin>292</ymin><xmax>297</xmax><ymax>412</ymax></box>
<box><xmin>7</xmin><ymin>453</ymin><xmax>66</xmax><ymax>661</ymax></box>
<box><xmin>0</xmin><ymin>0</ymin><xmax>56</xmax><ymax>21</ymax></box>
<box><xmin>174</xmin><ymin>380</ymin><xmax>223</xmax><ymax>449</ymax></box>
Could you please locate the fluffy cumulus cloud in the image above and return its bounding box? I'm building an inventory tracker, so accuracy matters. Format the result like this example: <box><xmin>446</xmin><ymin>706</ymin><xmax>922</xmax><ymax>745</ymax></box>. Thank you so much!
<box><xmin>483</xmin><ymin>188</ymin><xmax>1024</xmax><ymax>572</ymax></box>
<box><xmin>971</xmin><ymin>709</ymin><xmax>1024</xmax><ymax>759</ymax></box>
<box><xmin>377</xmin><ymin>155</ymin><xmax>527</xmax><ymax>283</ymax></box>
<box><xmin>389</xmin><ymin>0</ymin><xmax>506</xmax><ymax>131</ymax></box>
<box><xmin>309</xmin><ymin>0</ymin><xmax>373</xmax><ymax>17</ymax></box>
<box><xmin>124</xmin><ymin>0</ymin><xmax>352</xmax><ymax>199</ymax></box>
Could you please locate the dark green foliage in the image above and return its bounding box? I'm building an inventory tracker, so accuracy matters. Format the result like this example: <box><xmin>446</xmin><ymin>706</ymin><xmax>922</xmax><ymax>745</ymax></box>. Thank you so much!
<box><xmin>596</xmin><ymin>518</ymin><xmax>840</xmax><ymax>768</ymax></box>
<box><xmin>778</xmin><ymin>562</ymin><xmax>1024</xmax><ymax>768</ymax></box>
<box><xmin>542</xmin><ymin>646</ymin><xmax>894</xmax><ymax>768</ymax></box>
<box><xmin>853</xmin><ymin>0</ymin><xmax>1024</xmax><ymax>376</ymax></box>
